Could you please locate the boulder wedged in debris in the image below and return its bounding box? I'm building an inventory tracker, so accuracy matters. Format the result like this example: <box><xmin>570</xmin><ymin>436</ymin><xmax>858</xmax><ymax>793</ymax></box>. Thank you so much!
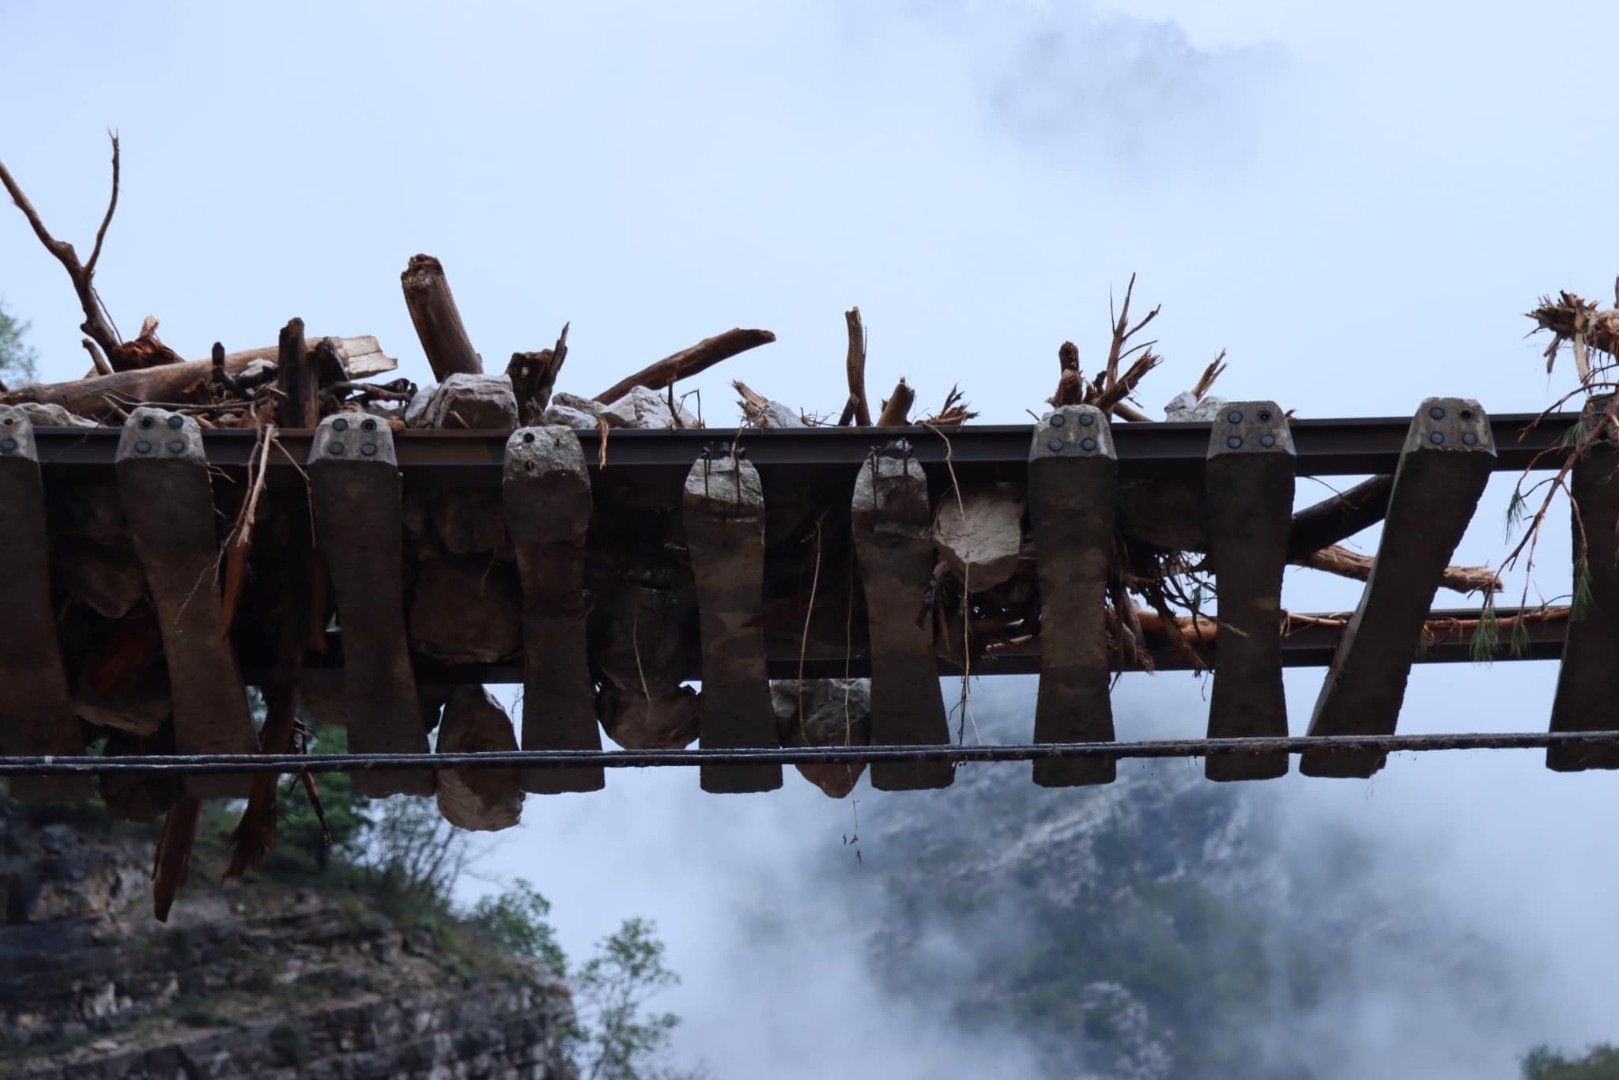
<box><xmin>420</xmin><ymin>373</ymin><xmax>519</xmax><ymax>430</ymax></box>
<box><xmin>772</xmin><ymin>679</ymin><xmax>872</xmax><ymax>798</ymax></box>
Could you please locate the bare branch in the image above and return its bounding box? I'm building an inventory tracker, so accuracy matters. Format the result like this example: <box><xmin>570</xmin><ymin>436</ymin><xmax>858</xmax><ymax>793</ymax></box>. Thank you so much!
<box><xmin>86</xmin><ymin>131</ymin><xmax>120</xmax><ymax>275</ymax></box>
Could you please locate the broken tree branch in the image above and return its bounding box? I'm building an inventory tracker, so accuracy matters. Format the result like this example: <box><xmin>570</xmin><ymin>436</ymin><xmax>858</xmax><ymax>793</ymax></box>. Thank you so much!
<box><xmin>1285</xmin><ymin>475</ymin><xmax>1395</xmax><ymax>562</ymax></box>
<box><xmin>1297</xmin><ymin>543</ymin><xmax>1502</xmax><ymax>596</ymax></box>
<box><xmin>0</xmin><ymin>133</ymin><xmax>124</xmax><ymax>359</ymax></box>
<box><xmin>843</xmin><ymin>307</ymin><xmax>870</xmax><ymax>426</ymax></box>
<box><xmin>876</xmin><ymin>377</ymin><xmax>915</xmax><ymax>427</ymax></box>
<box><xmin>506</xmin><ymin>322</ymin><xmax>569</xmax><ymax>425</ymax></box>
<box><xmin>594</xmin><ymin>327</ymin><xmax>776</xmax><ymax>405</ymax></box>
<box><xmin>401</xmin><ymin>253</ymin><xmax>482</xmax><ymax>380</ymax></box>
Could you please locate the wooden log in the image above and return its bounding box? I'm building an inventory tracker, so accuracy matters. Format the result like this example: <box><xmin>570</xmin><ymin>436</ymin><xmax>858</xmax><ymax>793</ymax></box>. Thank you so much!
<box><xmin>5</xmin><ymin>360</ymin><xmax>218</xmax><ymax>424</ymax></box>
<box><xmin>276</xmin><ymin>317</ymin><xmax>319</xmax><ymax>428</ymax></box>
<box><xmin>851</xmin><ymin>441</ymin><xmax>952</xmax><ymax>790</ymax></box>
<box><xmin>593</xmin><ymin>328</ymin><xmax>775</xmax><ymax>406</ymax></box>
<box><xmin>54</xmin><ymin>538</ymin><xmax>146</xmax><ymax>619</ymax></box>
<box><xmin>436</xmin><ymin>685</ymin><xmax>523</xmax><ymax>831</ymax></box>
<box><xmin>507</xmin><ymin>324</ymin><xmax>568</xmax><ymax>426</ymax></box>
<box><xmin>115</xmin><ymin>408</ymin><xmax>259</xmax><ymax>798</ymax></box>
<box><xmin>683</xmin><ymin>451</ymin><xmax>782</xmax><ymax>793</ymax></box>
<box><xmin>1285</xmin><ymin>475</ymin><xmax>1394</xmax><ymax>562</ymax></box>
<box><xmin>876</xmin><ymin>377</ymin><xmax>915</xmax><ymax>427</ymax></box>
<box><xmin>842</xmin><ymin>307</ymin><xmax>870</xmax><ymax>427</ymax></box>
<box><xmin>1548</xmin><ymin>395</ymin><xmax>1619</xmax><ymax>771</ymax></box>
<box><xmin>504</xmin><ymin>426</ymin><xmax>604</xmax><ymax>794</ymax></box>
<box><xmin>1204</xmin><ymin>402</ymin><xmax>1294</xmax><ymax>781</ymax></box>
<box><xmin>0</xmin><ymin>407</ymin><xmax>91</xmax><ymax>801</ymax></box>
<box><xmin>1027</xmin><ymin>406</ymin><xmax>1118</xmax><ymax>787</ymax></box>
<box><xmin>69</xmin><ymin>608</ymin><xmax>168</xmax><ymax>734</ymax></box>
<box><xmin>1296</xmin><ymin>543</ymin><xmax>1499</xmax><ymax>596</ymax></box>
<box><xmin>203</xmin><ymin>336</ymin><xmax>396</xmax><ymax>381</ymax></box>
<box><xmin>401</xmin><ymin>254</ymin><xmax>483</xmax><ymax>380</ymax></box>
<box><xmin>308</xmin><ymin>413</ymin><xmax>432</xmax><ymax>796</ymax></box>
<box><xmin>1302</xmin><ymin>399</ymin><xmax>1495</xmax><ymax>778</ymax></box>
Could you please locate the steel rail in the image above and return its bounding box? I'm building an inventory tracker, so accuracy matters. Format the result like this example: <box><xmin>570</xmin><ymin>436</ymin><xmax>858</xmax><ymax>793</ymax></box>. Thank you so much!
<box><xmin>26</xmin><ymin>412</ymin><xmax>1580</xmax><ymax>485</ymax></box>
<box><xmin>4</xmin><ymin>729</ymin><xmax>1616</xmax><ymax>776</ymax></box>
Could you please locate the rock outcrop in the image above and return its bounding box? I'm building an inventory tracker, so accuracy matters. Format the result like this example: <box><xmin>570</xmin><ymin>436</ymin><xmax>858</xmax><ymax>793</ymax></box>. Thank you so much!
<box><xmin>0</xmin><ymin>799</ymin><xmax>574</xmax><ymax>1079</ymax></box>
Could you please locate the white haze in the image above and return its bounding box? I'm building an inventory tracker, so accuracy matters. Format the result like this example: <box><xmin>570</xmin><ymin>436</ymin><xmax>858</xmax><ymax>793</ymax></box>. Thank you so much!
<box><xmin>6</xmin><ymin>1</ymin><xmax>1619</xmax><ymax>1076</ymax></box>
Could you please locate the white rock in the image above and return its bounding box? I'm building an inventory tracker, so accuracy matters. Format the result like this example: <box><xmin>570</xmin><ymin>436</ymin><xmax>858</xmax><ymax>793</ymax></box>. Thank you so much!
<box><xmin>422</xmin><ymin>373</ymin><xmax>519</xmax><ymax>430</ymax></box>
<box><xmin>541</xmin><ymin>403</ymin><xmax>601</xmax><ymax>430</ymax></box>
<box><xmin>601</xmin><ymin>385</ymin><xmax>696</xmax><ymax>429</ymax></box>
<box><xmin>1164</xmin><ymin>392</ymin><xmax>1230</xmax><ymax>422</ymax></box>
<box><xmin>406</xmin><ymin>384</ymin><xmax>436</xmax><ymax>424</ymax></box>
<box><xmin>550</xmin><ymin>392</ymin><xmax>604</xmax><ymax>419</ymax></box>
<box><xmin>18</xmin><ymin>403</ymin><xmax>99</xmax><ymax>428</ymax></box>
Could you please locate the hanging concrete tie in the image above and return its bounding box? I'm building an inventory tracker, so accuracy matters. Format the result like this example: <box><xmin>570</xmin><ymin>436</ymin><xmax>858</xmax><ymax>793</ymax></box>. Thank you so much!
<box><xmin>1204</xmin><ymin>402</ymin><xmax>1295</xmax><ymax>781</ymax></box>
<box><xmin>851</xmin><ymin>441</ymin><xmax>953</xmax><ymax>790</ymax></box>
<box><xmin>1302</xmin><ymin>398</ymin><xmax>1495</xmax><ymax>778</ymax></box>
<box><xmin>1027</xmin><ymin>405</ymin><xmax>1118</xmax><ymax>787</ymax></box>
<box><xmin>436</xmin><ymin>685</ymin><xmax>523</xmax><ymax>831</ymax></box>
<box><xmin>0</xmin><ymin>406</ymin><xmax>91</xmax><ymax>801</ymax></box>
<box><xmin>115</xmin><ymin>408</ymin><xmax>259</xmax><ymax>798</ymax></box>
<box><xmin>1547</xmin><ymin>394</ymin><xmax>1619</xmax><ymax>771</ymax></box>
<box><xmin>503</xmin><ymin>425</ymin><xmax>605</xmax><ymax>794</ymax></box>
<box><xmin>683</xmin><ymin>448</ymin><xmax>782</xmax><ymax>793</ymax></box>
<box><xmin>307</xmin><ymin>414</ymin><xmax>432</xmax><ymax>796</ymax></box>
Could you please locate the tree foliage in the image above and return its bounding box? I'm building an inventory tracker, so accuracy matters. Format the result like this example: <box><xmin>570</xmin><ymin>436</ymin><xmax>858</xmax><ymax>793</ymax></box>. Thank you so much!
<box><xmin>1524</xmin><ymin>1043</ymin><xmax>1619</xmax><ymax>1079</ymax></box>
<box><xmin>0</xmin><ymin>299</ymin><xmax>38</xmax><ymax>381</ymax></box>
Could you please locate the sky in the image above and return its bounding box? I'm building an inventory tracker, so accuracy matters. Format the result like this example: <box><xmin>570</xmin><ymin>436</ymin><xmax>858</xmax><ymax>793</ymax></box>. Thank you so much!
<box><xmin>5</xmin><ymin>1</ymin><xmax>1619</xmax><ymax>1076</ymax></box>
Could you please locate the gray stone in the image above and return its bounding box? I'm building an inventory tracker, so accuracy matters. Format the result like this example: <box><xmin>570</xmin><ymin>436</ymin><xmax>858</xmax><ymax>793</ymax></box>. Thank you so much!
<box><xmin>422</xmin><ymin>374</ymin><xmax>519</xmax><ymax>431</ymax></box>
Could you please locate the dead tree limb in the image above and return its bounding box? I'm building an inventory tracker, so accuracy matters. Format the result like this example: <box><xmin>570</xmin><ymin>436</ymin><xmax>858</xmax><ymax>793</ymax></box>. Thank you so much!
<box><xmin>842</xmin><ymin>307</ymin><xmax>870</xmax><ymax>426</ymax></box>
<box><xmin>1285</xmin><ymin>475</ymin><xmax>1395</xmax><ymax>562</ymax></box>
<box><xmin>594</xmin><ymin>327</ymin><xmax>775</xmax><ymax>405</ymax></box>
<box><xmin>3</xmin><ymin>360</ymin><xmax>223</xmax><ymax>422</ymax></box>
<box><xmin>277</xmin><ymin>318</ymin><xmax>319</xmax><ymax>428</ymax></box>
<box><xmin>507</xmin><ymin>322</ymin><xmax>569</xmax><ymax>425</ymax></box>
<box><xmin>1296</xmin><ymin>543</ymin><xmax>1501</xmax><ymax>596</ymax></box>
<box><xmin>401</xmin><ymin>254</ymin><xmax>482</xmax><ymax>380</ymax></box>
<box><xmin>876</xmin><ymin>377</ymin><xmax>915</xmax><ymax>427</ymax></box>
<box><xmin>83</xmin><ymin>338</ymin><xmax>112</xmax><ymax>377</ymax></box>
<box><xmin>0</xmin><ymin>133</ymin><xmax>123</xmax><ymax>359</ymax></box>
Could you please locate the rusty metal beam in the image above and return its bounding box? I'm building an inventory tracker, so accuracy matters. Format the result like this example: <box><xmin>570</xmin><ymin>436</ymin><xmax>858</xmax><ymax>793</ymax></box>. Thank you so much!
<box><xmin>1027</xmin><ymin>406</ymin><xmax>1117</xmax><ymax>787</ymax></box>
<box><xmin>1204</xmin><ymin>402</ymin><xmax>1294</xmax><ymax>781</ymax></box>
<box><xmin>1302</xmin><ymin>399</ymin><xmax>1496</xmax><ymax>778</ymax></box>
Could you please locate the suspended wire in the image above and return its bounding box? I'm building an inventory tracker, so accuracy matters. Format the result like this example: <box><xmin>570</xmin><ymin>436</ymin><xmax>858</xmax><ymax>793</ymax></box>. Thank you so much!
<box><xmin>2</xmin><ymin>731</ymin><xmax>1616</xmax><ymax>777</ymax></box>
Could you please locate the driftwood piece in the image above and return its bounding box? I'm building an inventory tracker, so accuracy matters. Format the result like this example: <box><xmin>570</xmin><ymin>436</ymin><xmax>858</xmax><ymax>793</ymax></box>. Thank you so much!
<box><xmin>506</xmin><ymin>323</ymin><xmax>569</xmax><ymax>426</ymax></box>
<box><xmin>875</xmin><ymin>377</ymin><xmax>915</xmax><ymax>427</ymax></box>
<box><xmin>594</xmin><ymin>328</ymin><xmax>775</xmax><ymax>406</ymax></box>
<box><xmin>932</xmin><ymin>482</ymin><xmax>1025</xmax><ymax>591</ymax></box>
<box><xmin>1203</xmin><ymin>402</ymin><xmax>1294</xmax><ymax>782</ymax></box>
<box><xmin>1548</xmin><ymin>395</ymin><xmax>1619</xmax><ymax>771</ymax></box>
<box><xmin>1027</xmin><ymin>406</ymin><xmax>1117</xmax><ymax>787</ymax></box>
<box><xmin>851</xmin><ymin>442</ymin><xmax>952</xmax><ymax>790</ymax></box>
<box><xmin>594</xmin><ymin>582</ymin><xmax>701</xmax><ymax>750</ymax></box>
<box><xmin>308</xmin><ymin>414</ymin><xmax>432</xmax><ymax>796</ymax></box>
<box><xmin>1303</xmin><ymin>399</ymin><xmax>1495</xmax><ymax>778</ymax></box>
<box><xmin>840</xmin><ymin>307</ymin><xmax>870</xmax><ymax>427</ymax></box>
<box><xmin>408</xmin><ymin>557</ymin><xmax>521</xmax><ymax>664</ymax></box>
<box><xmin>115</xmin><ymin>408</ymin><xmax>259</xmax><ymax>798</ymax></box>
<box><xmin>5</xmin><ymin>361</ymin><xmax>218</xmax><ymax>424</ymax></box>
<box><xmin>277</xmin><ymin>318</ymin><xmax>319</xmax><ymax>428</ymax></box>
<box><xmin>683</xmin><ymin>452</ymin><xmax>782</xmax><ymax>793</ymax></box>
<box><xmin>201</xmin><ymin>336</ymin><xmax>397</xmax><ymax>381</ymax></box>
<box><xmin>436</xmin><ymin>685</ymin><xmax>523</xmax><ymax>831</ymax></box>
<box><xmin>401</xmin><ymin>254</ymin><xmax>483</xmax><ymax>380</ymax></box>
<box><xmin>504</xmin><ymin>426</ymin><xmax>604</xmax><ymax>793</ymax></box>
<box><xmin>735</xmin><ymin>380</ymin><xmax>805</xmax><ymax>428</ymax></box>
<box><xmin>772</xmin><ymin>679</ymin><xmax>871</xmax><ymax>798</ymax></box>
<box><xmin>0</xmin><ymin>408</ymin><xmax>90</xmax><ymax>801</ymax></box>
<box><xmin>1296</xmin><ymin>544</ymin><xmax>1500</xmax><ymax>596</ymax></box>
<box><xmin>1285</xmin><ymin>475</ymin><xmax>1394</xmax><ymax>562</ymax></box>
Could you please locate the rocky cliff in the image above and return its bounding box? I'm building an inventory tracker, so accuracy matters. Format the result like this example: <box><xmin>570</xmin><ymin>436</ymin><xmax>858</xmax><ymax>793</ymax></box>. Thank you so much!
<box><xmin>0</xmin><ymin>798</ymin><xmax>575</xmax><ymax>1079</ymax></box>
